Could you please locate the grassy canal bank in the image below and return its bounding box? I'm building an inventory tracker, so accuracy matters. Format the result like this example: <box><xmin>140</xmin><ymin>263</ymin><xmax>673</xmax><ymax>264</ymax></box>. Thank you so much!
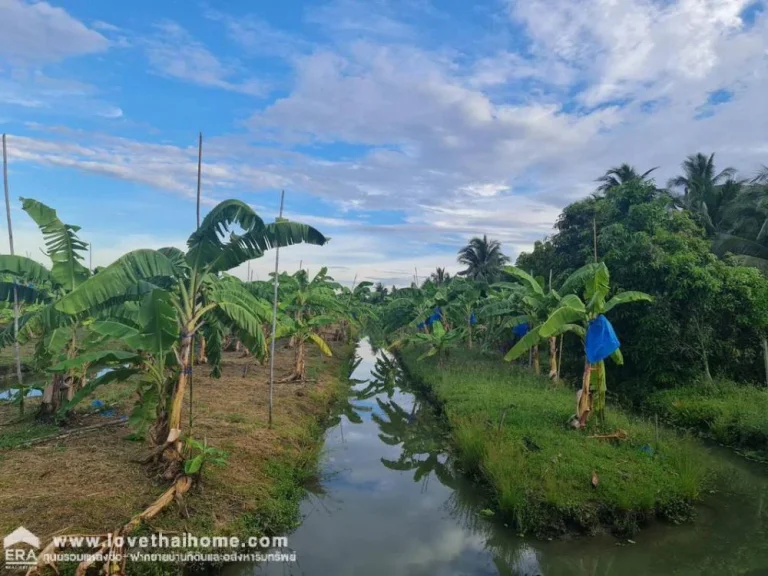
<box><xmin>648</xmin><ymin>380</ymin><xmax>768</xmax><ymax>462</ymax></box>
<box><xmin>399</xmin><ymin>347</ymin><xmax>714</xmax><ymax>538</ymax></box>
<box><xmin>0</xmin><ymin>341</ymin><xmax>352</xmax><ymax>574</ymax></box>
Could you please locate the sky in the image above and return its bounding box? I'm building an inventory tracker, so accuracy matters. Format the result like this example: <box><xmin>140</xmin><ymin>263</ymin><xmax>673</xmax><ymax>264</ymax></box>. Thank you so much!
<box><xmin>0</xmin><ymin>0</ymin><xmax>767</xmax><ymax>287</ymax></box>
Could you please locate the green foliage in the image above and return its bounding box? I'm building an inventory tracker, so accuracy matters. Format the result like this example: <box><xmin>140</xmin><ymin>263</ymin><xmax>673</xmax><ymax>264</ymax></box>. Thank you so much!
<box><xmin>649</xmin><ymin>381</ymin><xmax>768</xmax><ymax>457</ymax></box>
<box><xmin>457</xmin><ymin>235</ymin><xmax>509</xmax><ymax>283</ymax></box>
<box><xmin>392</xmin><ymin>320</ymin><xmax>462</xmax><ymax>366</ymax></box>
<box><xmin>183</xmin><ymin>436</ymin><xmax>228</xmax><ymax>476</ymax></box>
<box><xmin>400</xmin><ymin>348</ymin><xmax>711</xmax><ymax>536</ymax></box>
<box><xmin>517</xmin><ymin>179</ymin><xmax>768</xmax><ymax>393</ymax></box>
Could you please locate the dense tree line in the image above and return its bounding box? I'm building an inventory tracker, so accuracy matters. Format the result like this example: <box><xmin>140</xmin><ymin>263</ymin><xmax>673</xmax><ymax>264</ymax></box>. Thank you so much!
<box><xmin>518</xmin><ymin>155</ymin><xmax>768</xmax><ymax>399</ymax></box>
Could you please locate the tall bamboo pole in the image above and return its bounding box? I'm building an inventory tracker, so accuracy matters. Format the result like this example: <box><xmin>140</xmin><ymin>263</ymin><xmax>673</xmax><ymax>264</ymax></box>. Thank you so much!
<box><xmin>196</xmin><ymin>133</ymin><xmax>202</xmax><ymax>229</ymax></box>
<box><xmin>268</xmin><ymin>190</ymin><xmax>285</xmax><ymax>428</ymax></box>
<box><xmin>190</xmin><ymin>133</ymin><xmax>203</xmax><ymax>432</ymax></box>
<box><xmin>2</xmin><ymin>134</ymin><xmax>23</xmax><ymax>400</ymax></box>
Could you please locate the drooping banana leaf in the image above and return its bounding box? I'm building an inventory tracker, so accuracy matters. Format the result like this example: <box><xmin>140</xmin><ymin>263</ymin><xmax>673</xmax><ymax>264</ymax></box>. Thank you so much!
<box><xmin>48</xmin><ymin>350</ymin><xmax>139</xmax><ymax>372</ymax></box>
<box><xmin>0</xmin><ymin>255</ymin><xmax>53</xmax><ymax>285</ymax></box>
<box><xmin>21</xmin><ymin>198</ymin><xmax>90</xmax><ymax>291</ymax></box>
<box><xmin>55</xmin><ymin>250</ymin><xmax>177</xmax><ymax>315</ymax></box>
<box><xmin>56</xmin><ymin>367</ymin><xmax>141</xmax><ymax>417</ymax></box>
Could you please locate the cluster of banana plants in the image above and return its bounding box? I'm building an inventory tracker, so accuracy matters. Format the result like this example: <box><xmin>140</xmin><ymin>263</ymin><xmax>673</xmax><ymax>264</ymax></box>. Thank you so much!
<box><xmin>376</xmin><ymin>261</ymin><xmax>652</xmax><ymax>427</ymax></box>
<box><xmin>0</xmin><ymin>198</ymin><xmax>327</xmax><ymax>476</ymax></box>
<box><xmin>239</xmin><ymin>267</ymin><xmax>377</xmax><ymax>382</ymax></box>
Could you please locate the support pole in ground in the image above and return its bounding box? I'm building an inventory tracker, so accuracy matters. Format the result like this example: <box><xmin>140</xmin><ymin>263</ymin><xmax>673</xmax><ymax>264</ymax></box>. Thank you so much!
<box><xmin>268</xmin><ymin>190</ymin><xmax>285</xmax><ymax>429</ymax></box>
<box><xmin>762</xmin><ymin>336</ymin><xmax>768</xmax><ymax>388</ymax></box>
<box><xmin>89</xmin><ymin>242</ymin><xmax>93</xmax><ymax>273</ymax></box>
<box><xmin>196</xmin><ymin>133</ymin><xmax>202</xmax><ymax>229</ymax></box>
<box><xmin>593</xmin><ymin>218</ymin><xmax>598</xmax><ymax>263</ymax></box>
<box><xmin>2</xmin><ymin>134</ymin><xmax>23</xmax><ymax>402</ymax></box>
<box><xmin>190</xmin><ymin>132</ymin><xmax>203</xmax><ymax>433</ymax></box>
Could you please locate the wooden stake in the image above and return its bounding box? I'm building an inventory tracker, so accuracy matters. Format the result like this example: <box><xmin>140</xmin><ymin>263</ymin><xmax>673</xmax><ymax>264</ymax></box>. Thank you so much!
<box><xmin>2</xmin><ymin>134</ymin><xmax>23</xmax><ymax>393</ymax></box>
<box><xmin>268</xmin><ymin>190</ymin><xmax>285</xmax><ymax>428</ymax></box>
<box><xmin>593</xmin><ymin>217</ymin><xmax>598</xmax><ymax>263</ymax></box>
<box><xmin>762</xmin><ymin>336</ymin><xmax>768</xmax><ymax>388</ymax></box>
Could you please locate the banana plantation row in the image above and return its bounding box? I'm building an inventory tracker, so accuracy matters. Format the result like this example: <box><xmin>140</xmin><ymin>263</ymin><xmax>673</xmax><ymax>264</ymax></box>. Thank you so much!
<box><xmin>2</xmin><ymin>160</ymin><xmax>768</xmax><ymax>557</ymax></box>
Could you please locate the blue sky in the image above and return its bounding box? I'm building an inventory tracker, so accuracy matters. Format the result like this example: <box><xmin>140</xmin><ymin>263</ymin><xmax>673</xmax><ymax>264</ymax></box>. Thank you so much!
<box><xmin>1</xmin><ymin>0</ymin><xmax>767</xmax><ymax>286</ymax></box>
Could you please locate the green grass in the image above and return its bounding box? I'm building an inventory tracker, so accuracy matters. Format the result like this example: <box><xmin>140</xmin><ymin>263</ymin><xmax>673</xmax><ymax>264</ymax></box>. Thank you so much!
<box><xmin>648</xmin><ymin>380</ymin><xmax>768</xmax><ymax>459</ymax></box>
<box><xmin>400</xmin><ymin>348</ymin><xmax>713</xmax><ymax>537</ymax></box>
<box><xmin>0</xmin><ymin>418</ymin><xmax>59</xmax><ymax>448</ymax></box>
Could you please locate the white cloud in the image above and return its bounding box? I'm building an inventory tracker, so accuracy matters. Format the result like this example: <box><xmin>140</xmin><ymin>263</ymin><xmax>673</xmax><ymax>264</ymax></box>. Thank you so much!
<box><xmin>0</xmin><ymin>0</ymin><xmax>108</xmax><ymax>63</ymax></box>
<box><xmin>5</xmin><ymin>0</ymin><xmax>768</xmax><ymax>287</ymax></box>
<box><xmin>509</xmin><ymin>0</ymin><xmax>756</xmax><ymax>105</ymax></box>
<box><xmin>144</xmin><ymin>21</ymin><xmax>265</xmax><ymax>95</ymax></box>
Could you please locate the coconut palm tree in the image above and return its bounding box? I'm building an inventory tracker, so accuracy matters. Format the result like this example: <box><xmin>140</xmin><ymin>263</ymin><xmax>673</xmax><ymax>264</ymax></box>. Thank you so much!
<box><xmin>596</xmin><ymin>164</ymin><xmax>658</xmax><ymax>192</ymax></box>
<box><xmin>457</xmin><ymin>235</ymin><xmax>509</xmax><ymax>283</ymax></box>
<box><xmin>370</xmin><ymin>282</ymin><xmax>388</xmax><ymax>304</ymax></box>
<box><xmin>668</xmin><ymin>152</ymin><xmax>736</xmax><ymax>209</ymax></box>
<box><xmin>430</xmin><ymin>267</ymin><xmax>451</xmax><ymax>286</ymax></box>
<box><xmin>709</xmin><ymin>182</ymin><xmax>768</xmax><ymax>272</ymax></box>
<box><xmin>53</xmin><ymin>200</ymin><xmax>326</xmax><ymax>468</ymax></box>
<box><xmin>753</xmin><ymin>164</ymin><xmax>768</xmax><ymax>185</ymax></box>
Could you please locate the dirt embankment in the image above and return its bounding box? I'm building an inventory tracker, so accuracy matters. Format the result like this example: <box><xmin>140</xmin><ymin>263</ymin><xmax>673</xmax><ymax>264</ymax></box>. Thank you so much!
<box><xmin>0</xmin><ymin>341</ymin><xmax>352</xmax><ymax>544</ymax></box>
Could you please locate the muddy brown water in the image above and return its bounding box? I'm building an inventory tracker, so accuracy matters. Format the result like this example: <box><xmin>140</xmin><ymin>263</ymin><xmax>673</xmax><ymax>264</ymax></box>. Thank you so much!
<box><xmin>225</xmin><ymin>338</ymin><xmax>768</xmax><ymax>576</ymax></box>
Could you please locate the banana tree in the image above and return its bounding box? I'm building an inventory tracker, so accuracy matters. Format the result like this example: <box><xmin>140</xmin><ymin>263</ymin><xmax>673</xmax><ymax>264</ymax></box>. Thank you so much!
<box><xmin>50</xmin><ymin>289</ymin><xmax>179</xmax><ymax>446</ymax></box>
<box><xmin>487</xmin><ymin>267</ymin><xmax>562</xmax><ymax>377</ymax></box>
<box><xmin>538</xmin><ymin>262</ymin><xmax>652</xmax><ymax>425</ymax></box>
<box><xmin>271</xmin><ymin>313</ymin><xmax>336</xmax><ymax>381</ymax></box>
<box><xmin>338</xmin><ymin>280</ymin><xmax>376</xmax><ymax>342</ymax></box>
<box><xmin>445</xmin><ymin>281</ymin><xmax>481</xmax><ymax>349</ymax></box>
<box><xmin>391</xmin><ymin>321</ymin><xmax>461</xmax><ymax>367</ymax></box>
<box><xmin>54</xmin><ymin>200</ymin><xmax>326</xmax><ymax>467</ymax></box>
<box><xmin>276</xmin><ymin>267</ymin><xmax>342</xmax><ymax>380</ymax></box>
<box><xmin>0</xmin><ymin>198</ymin><xmax>92</xmax><ymax>416</ymax></box>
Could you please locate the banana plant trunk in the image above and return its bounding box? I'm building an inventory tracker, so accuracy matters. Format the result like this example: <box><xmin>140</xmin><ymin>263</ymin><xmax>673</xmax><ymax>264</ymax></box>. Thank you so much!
<box><xmin>295</xmin><ymin>338</ymin><xmax>306</xmax><ymax>381</ymax></box>
<box><xmin>533</xmin><ymin>345</ymin><xmax>540</xmax><ymax>376</ymax></box>
<box><xmin>467</xmin><ymin>320</ymin><xmax>472</xmax><ymax>350</ymax></box>
<box><xmin>167</xmin><ymin>327</ymin><xmax>194</xmax><ymax>454</ymax></box>
<box><xmin>577</xmin><ymin>362</ymin><xmax>592</xmax><ymax>426</ymax></box>
<box><xmin>548</xmin><ymin>337</ymin><xmax>558</xmax><ymax>380</ymax></box>
<box><xmin>39</xmin><ymin>374</ymin><xmax>64</xmax><ymax>416</ymax></box>
<box><xmin>199</xmin><ymin>335</ymin><xmax>207</xmax><ymax>364</ymax></box>
<box><xmin>65</xmin><ymin>332</ymin><xmax>79</xmax><ymax>401</ymax></box>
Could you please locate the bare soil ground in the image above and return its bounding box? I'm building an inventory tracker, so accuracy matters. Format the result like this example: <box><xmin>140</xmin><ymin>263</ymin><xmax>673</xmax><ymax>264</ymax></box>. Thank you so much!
<box><xmin>0</xmin><ymin>340</ymin><xmax>351</xmax><ymax>542</ymax></box>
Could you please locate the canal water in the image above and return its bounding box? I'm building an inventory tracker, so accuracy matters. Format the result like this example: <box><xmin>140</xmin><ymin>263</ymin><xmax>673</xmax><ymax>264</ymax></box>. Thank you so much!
<box><xmin>227</xmin><ymin>338</ymin><xmax>768</xmax><ymax>576</ymax></box>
